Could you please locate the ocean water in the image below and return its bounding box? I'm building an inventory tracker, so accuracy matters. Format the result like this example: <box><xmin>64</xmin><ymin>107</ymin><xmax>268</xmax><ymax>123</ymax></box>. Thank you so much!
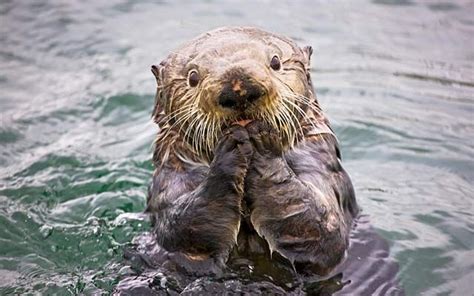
<box><xmin>1</xmin><ymin>0</ymin><xmax>473</xmax><ymax>295</ymax></box>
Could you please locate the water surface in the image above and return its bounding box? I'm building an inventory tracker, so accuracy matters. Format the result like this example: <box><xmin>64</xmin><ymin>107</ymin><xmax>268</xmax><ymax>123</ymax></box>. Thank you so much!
<box><xmin>1</xmin><ymin>0</ymin><xmax>473</xmax><ymax>295</ymax></box>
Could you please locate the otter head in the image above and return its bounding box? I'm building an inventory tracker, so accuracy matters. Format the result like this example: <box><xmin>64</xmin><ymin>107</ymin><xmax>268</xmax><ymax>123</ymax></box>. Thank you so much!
<box><xmin>152</xmin><ymin>27</ymin><xmax>318</xmax><ymax>161</ymax></box>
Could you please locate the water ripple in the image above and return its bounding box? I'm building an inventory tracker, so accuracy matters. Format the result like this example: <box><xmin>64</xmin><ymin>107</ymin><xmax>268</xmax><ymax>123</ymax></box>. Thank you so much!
<box><xmin>1</xmin><ymin>0</ymin><xmax>473</xmax><ymax>294</ymax></box>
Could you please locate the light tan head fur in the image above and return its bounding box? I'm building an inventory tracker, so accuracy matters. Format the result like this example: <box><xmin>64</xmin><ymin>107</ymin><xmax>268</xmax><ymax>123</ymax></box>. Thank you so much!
<box><xmin>152</xmin><ymin>27</ymin><xmax>326</xmax><ymax>163</ymax></box>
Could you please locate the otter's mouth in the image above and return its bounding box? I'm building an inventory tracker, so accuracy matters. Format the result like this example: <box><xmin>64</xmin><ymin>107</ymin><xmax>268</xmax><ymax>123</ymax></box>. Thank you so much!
<box><xmin>221</xmin><ymin>113</ymin><xmax>256</xmax><ymax>130</ymax></box>
<box><xmin>234</xmin><ymin>119</ymin><xmax>253</xmax><ymax>127</ymax></box>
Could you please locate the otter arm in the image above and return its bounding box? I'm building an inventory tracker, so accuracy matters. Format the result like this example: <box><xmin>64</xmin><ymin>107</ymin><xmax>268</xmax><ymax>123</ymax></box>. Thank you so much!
<box><xmin>147</xmin><ymin>126</ymin><xmax>252</xmax><ymax>259</ymax></box>
<box><xmin>245</xmin><ymin>127</ymin><xmax>357</xmax><ymax>270</ymax></box>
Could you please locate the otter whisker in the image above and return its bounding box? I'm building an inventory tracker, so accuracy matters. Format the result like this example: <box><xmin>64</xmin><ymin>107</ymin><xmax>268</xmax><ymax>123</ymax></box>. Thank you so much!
<box><xmin>281</xmin><ymin>91</ymin><xmax>337</xmax><ymax>149</ymax></box>
<box><xmin>273</xmin><ymin>77</ymin><xmax>324</xmax><ymax>118</ymax></box>
<box><xmin>279</xmin><ymin>93</ymin><xmax>310</xmax><ymax>129</ymax></box>
<box><xmin>278</xmin><ymin>88</ymin><xmax>322</xmax><ymax>129</ymax></box>
<box><xmin>208</xmin><ymin>114</ymin><xmax>218</xmax><ymax>159</ymax></box>
<box><xmin>193</xmin><ymin>113</ymin><xmax>206</xmax><ymax>154</ymax></box>
<box><xmin>198</xmin><ymin>113</ymin><xmax>210</xmax><ymax>155</ymax></box>
<box><xmin>159</xmin><ymin>93</ymin><xmax>194</xmax><ymax>125</ymax></box>
<box><xmin>161</xmin><ymin>103</ymin><xmax>197</xmax><ymax>142</ymax></box>
<box><xmin>207</xmin><ymin>114</ymin><xmax>218</xmax><ymax>158</ymax></box>
<box><xmin>276</xmin><ymin>104</ymin><xmax>293</xmax><ymax>145</ymax></box>
<box><xmin>279</xmin><ymin>96</ymin><xmax>304</xmax><ymax>140</ymax></box>
<box><xmin>160</xmin><ymin>100</ymin><xmax>194</xmax><ymax>128</ymax></box>
<box><xmin>201</xmin><ymin>113</ymin><xmax>213</xmax><ymax>159</ymax></box>
<box><xmin>287</xmin><ymin>92</ymin><xmax>324</xmax><ymax>118</ymax></box>
<box><xmin>276</xmin><ymin>101</ymin><xmax>294</xmax><ymax>144</ymax></box>
<box><xmin>180</xmin><ymin>110</ymin><xmax>200</xmax><ymax>144</ymax></box>
<box><xmin>194</xmin><ymin>112</ymin><xmax>204</xmax><ymax>153</ymax></box>
<box><xmin>185</xmin><ymin>112</ymin><xmax>203</xmax><ymax>152</ymax></box>
<box><xmin>270</xmin><ymin>77</ymin><xmax>333</xmax><ymax>147</ymax></box>
<box><xmin>203</xmin><ymin>115</ymin><xmax>211</xmax><ymax>159</ymax></box>
<box><xmin>267</xmin><ymin>103</ymin><xmax>280</xmax><ymax>135</ymax></box>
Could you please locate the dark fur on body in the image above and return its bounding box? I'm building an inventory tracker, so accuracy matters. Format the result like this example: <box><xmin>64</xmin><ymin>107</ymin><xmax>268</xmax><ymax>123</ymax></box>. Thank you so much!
<box><xmin>147</xmin><ymin>27</ymin><xmax>358</xmax><ymax>274</ymax></box>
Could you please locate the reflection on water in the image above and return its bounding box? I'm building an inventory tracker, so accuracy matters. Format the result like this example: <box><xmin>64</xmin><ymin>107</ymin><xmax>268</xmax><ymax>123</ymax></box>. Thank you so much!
<box><xmin>0</xmin><ymin>0</ymin><xmax>472</xmax><ymax>295</ymax></box>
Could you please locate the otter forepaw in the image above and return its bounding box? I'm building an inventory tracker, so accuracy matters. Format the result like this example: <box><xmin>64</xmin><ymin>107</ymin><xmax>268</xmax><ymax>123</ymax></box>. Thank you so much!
<box><xmin>210</xmin><ymin>125</ymin><xmax>253</xmax><ymax>179</ymax></box>
<box><xmin>245</xmin><ymin>121</ymin><xmax>283</xmax><ymax>157</ymax></box>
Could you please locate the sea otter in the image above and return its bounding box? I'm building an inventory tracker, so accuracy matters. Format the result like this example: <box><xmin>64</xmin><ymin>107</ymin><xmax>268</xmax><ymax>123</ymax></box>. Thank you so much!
<box><xmin>146</xmin><ymin>26</ymin><xmax>358</xmax><ymax>275</ymax></box>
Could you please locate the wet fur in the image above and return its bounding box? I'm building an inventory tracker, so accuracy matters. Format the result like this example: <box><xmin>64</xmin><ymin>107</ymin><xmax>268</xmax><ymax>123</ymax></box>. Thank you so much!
<box><xmin>147</xmin><ymin>27</ymin><xmax>358</xmax><ymax>273</ymax></box>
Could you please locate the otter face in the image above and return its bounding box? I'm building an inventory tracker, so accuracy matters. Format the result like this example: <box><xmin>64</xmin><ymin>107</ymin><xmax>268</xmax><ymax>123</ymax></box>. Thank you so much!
<box><xmin>152</xmin><ymin>27</ymin><xmax>317</xmax><ymax>159</ymax></box>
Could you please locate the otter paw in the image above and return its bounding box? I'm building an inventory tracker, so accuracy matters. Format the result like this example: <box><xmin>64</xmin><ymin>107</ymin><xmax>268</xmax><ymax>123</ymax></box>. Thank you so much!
<box><xmin>211</xmin><ymin>125</ymin><xmax>253</xmax><ymax>178</ymax></box>
<box><xmin>245</xmin><ymin>121</ymin><xmax>283</xmax><ymax>157</ymax></box>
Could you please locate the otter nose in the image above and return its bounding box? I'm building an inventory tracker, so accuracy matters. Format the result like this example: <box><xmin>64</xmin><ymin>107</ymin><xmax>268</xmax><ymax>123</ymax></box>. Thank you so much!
<box><xmin>218</xmin><ymin>77</ymin><xmax>263</xmax><ymax>110</ymax></box>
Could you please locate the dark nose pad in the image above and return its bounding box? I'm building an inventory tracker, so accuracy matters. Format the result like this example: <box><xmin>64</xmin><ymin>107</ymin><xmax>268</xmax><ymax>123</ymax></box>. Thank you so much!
<box><xmin>218</xmin><ymin>79</ymin><xmax>263</xmax><ymax>109</ymax></box>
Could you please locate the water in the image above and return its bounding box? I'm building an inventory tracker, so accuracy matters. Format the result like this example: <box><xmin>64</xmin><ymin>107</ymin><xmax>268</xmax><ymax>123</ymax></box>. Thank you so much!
<box><xmin>0</xmin><ymin>0</ymin><xmax>472</xmax><ymax>294</ymax></box>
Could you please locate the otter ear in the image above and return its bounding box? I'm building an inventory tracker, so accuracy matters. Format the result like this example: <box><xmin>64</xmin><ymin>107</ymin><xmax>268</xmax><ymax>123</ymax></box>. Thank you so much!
<box><xmin>151</xmin><ymin>64</ymin><xmax>160</xmax><ymax>78</ymax></box>
<box><xmin>151</xmin><ymin>63</ymin><xmax>166</xmax><ymax>122</ymax></box>
<box><xmin>151</xmin><ymin>63</ymin><xmax>166</xmax><ymax>83</ymax></box>
<box><xmin>302</xmin><ymin>46</ymin><xmax>315</xmax><ymax>95</ymax></box>
<box><xmin>302</xmin><ymin>45</ymin><xmax>313</xmax><ymax>67</ymax></box>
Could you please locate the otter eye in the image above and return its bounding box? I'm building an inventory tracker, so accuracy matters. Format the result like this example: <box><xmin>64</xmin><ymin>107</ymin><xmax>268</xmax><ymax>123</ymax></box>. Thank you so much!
<box><xmin>270</xmin><ymin>55</ymin><xmax>281</xmax><ymax>71</ymax></box>
<box><xmin>188</xmin><ymin>70</ymin><xmax>200</xmax><ymax>87</ymax></box>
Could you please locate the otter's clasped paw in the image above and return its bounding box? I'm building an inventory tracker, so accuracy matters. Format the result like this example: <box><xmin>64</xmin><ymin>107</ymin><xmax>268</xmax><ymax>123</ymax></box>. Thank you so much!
<box><xmin>210</xmin><ymin>125</ymin><xmax>253</xmax><ymax>180</ymax></box>
<box><xmin>245</xmin><ymin>121</ymin><xmax>283</xmax><ymax>157</ymax></box>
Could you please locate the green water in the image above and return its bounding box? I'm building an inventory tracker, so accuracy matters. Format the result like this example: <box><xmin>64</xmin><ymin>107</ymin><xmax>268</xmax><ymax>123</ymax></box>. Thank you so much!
<box><xmin>1</xmin><ymin>0</ymin><xmax>473</xmax><ymax>295</ymax></box>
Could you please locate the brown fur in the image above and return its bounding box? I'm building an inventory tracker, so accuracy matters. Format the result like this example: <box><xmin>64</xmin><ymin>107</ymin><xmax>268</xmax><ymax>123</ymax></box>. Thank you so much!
<box><xmin>147</xmin><ymin>27</ymin><xmax>358</xmax><ymax>274</ymax></box>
